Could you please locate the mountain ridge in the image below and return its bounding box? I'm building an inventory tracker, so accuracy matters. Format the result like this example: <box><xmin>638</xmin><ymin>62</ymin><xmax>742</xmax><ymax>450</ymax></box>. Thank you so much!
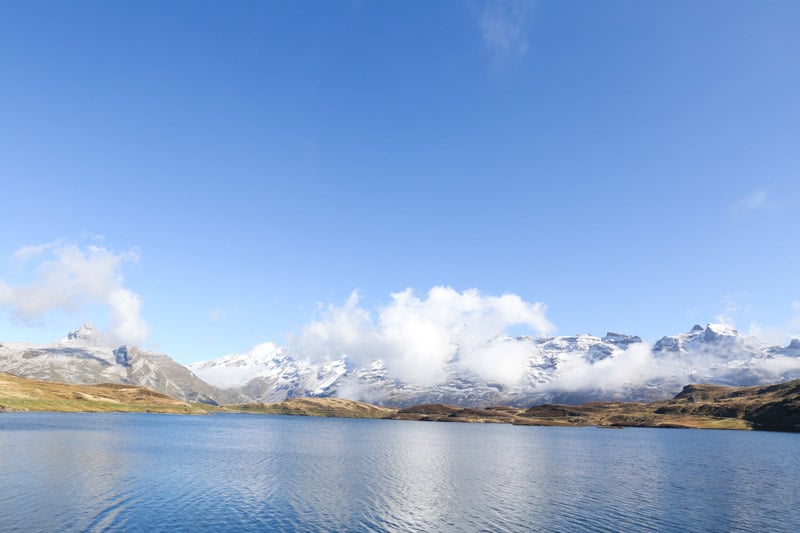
<box><xmin>2</xmin><ymin>323</ymin><xmax>799</xmax><ymax>407</ymax></box>
<box><xmin>189</xmin><ymin>323</ymin><xmax>800</xmax><ymax>406</ymax></box>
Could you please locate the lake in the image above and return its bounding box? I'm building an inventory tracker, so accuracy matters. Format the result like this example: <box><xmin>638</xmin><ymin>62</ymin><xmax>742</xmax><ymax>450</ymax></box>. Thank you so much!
<box><xmin>1</xmin><ymin>413</ymin><xmax>798</xmax><ymax>532</ymax></box>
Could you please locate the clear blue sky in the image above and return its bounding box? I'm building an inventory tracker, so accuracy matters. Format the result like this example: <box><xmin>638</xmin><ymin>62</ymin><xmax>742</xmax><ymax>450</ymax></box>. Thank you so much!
<box><xmin>1</xmin><ymin>1</ymin><xmax>798</xmax><ymax>364</ymax></box>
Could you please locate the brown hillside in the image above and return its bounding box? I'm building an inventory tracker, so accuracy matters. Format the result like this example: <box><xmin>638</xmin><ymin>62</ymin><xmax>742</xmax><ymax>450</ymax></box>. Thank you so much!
<box><xmin>0</xmin><ymin>372</ymin><xmax>207</xmax><ymax>414</ymax></box>
<box><xmin>226</xmin><ymin>397</ymin><xmax>395</xmax><ymax>418</ymax></box>
<box><xmin>387</xmin><ymin>379</ymin><xmax>800</xmax><ymax>432</ymax></box>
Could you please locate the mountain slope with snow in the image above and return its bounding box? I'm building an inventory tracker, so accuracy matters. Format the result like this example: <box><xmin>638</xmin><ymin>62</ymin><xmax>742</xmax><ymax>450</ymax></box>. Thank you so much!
<box><xmin>0</xmin><ymin>324</ymin><xmax>239</xmax><ymax>404</ymax></box>
<box><xmin>190</xmin><ymin>324</ymin><xmax>800</xmax><ymax>406</ymax></box>
<box><xmin>188</xmin><ymin>342</ymin><xmax>348</xmax><ymax>403</ymax></box>
<box><xmin>3</xmin><ymin>323</ymin><xmax>799</xmax><ymax>407</ymax></box>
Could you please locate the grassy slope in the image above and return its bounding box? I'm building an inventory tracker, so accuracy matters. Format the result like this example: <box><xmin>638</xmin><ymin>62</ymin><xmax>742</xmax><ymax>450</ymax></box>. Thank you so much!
<box><xmin>0</xmin><ymin>372</ymin><xmax>207</xmax><ymax>414</ymax></box>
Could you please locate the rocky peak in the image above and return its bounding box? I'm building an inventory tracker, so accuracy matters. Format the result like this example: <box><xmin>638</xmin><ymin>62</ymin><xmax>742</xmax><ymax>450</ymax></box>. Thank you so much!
<box><xmin>654</xmin><ymin>323</ymin><xmax>743</xmax><ymax>353</ymax></box>
<box><xmin>602</xmin><ymin>332</ymin><xmax>642</xmax><ymax>347</ymax></box>
<box><xmin>67</xmin><ymin>323</ymin><xmax>98</xmax><ymax>340</ymax></box>
<box><xmin>62</xmin><ymin>323</ymin><xmax>109</xmax><ymax>347</ymax></box>
<box><xmin>702</xmin><ymin>323</ymin><xmax>738</xmax><ymax>342</ymax></box>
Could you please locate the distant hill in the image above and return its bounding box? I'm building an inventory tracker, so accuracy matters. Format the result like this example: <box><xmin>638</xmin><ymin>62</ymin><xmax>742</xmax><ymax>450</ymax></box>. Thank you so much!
<box><xmin>226</xmin><ymin>397</ymin><xmax>395</xmax><ymax>419</ymax></box>
<box><xmin>390</xmin><ymin>378</ymin><xmax>800</xmax><ymax>432</ymax></box>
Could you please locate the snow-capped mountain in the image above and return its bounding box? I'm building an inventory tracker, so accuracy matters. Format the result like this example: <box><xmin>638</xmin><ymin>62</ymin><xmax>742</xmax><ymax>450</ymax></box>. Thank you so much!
<box><xmin>188</xmin><ymin>342</ymin><xmax>347</xmax><ymax>403</ymax></box>
<box><xmin>0</xmin><ymin>323</ymin><xmax>239</xmax><ymax>405</ymax></box>
<box><xmin>3</xmin><ymin>323</ymin><xmax>800</xmax><ymax>407</ymax></box>
<box><xmin>189</xmin><ymin>324</ymin><xmax>800</xmax><ymax>407</ymax></box>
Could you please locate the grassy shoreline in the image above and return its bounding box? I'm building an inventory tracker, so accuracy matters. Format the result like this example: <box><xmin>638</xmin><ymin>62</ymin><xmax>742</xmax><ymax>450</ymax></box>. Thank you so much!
<box><xmin>2</xmin><ymin>372</ymin><xmax>798</xmax><ymax>432</ymax></box>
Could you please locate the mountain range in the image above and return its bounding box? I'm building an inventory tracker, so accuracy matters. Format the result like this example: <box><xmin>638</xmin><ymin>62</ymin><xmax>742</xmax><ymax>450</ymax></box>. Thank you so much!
<box><xmin>3</xmin><ymin>322</ymin><xmax>798</xmax><ymax>407</ymax></box>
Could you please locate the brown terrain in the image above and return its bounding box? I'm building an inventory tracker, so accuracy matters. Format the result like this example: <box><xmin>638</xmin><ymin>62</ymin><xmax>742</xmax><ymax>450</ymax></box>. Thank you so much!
<box><xmin>2</xmin><ymin>370</ymin><xmax>799</xmax><ymax>432</ymax></box>
<box><xmin>388</xmin><ymin>379</ymin><xmax>800</xmax><ymax>432</ymax></box>
<box><xmin>0</xmin><ymin>372</ymin><xmax>207</xmax><ymax>414</ymax></box>
<box><xmin>225</xmin><ymin>397</ymin><xmax>396</xmax><ymax>418</ymax></box>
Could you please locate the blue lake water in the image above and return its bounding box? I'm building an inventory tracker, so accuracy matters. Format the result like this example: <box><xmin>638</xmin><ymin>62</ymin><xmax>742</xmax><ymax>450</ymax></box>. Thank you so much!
<box><xmin>1</xmin><ymin>412</ymin><xmax>799</xmax><ymax>532</ymax></box>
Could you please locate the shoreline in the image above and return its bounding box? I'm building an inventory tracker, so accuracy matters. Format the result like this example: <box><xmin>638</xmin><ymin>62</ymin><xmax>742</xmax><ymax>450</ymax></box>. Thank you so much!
<box><xmin>2</xmin><ymin>372</ymin><xmax>799</xmax><ymax>432</ymax></box>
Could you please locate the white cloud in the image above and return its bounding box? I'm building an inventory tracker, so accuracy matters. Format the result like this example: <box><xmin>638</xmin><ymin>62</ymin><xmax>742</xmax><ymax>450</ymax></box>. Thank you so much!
<box><xmin>542</xmin><ymin>342</ymin><xmax>671</xmax><ymax>393</ymax></box>
<box><xmin>746</xmin><ymin>302</ymin><xmax>800</xmax><ymax>346</ymax></box>
<box><xmin>12</xmin><ymin>240</ymin><xmax>62</xmax><ymax>263</ymax></box>
<box><xmin>289</xmin><ymin>286</ymin><xmax>554</xmax><ymax>387</ymax></box>
<box><xmin>107</xmin><ymin>288</ymin><xmax>148</xmax><ymax>346</ymax></box>
<box><xmin>713</xmin><ymin>296</ymin><xmax>800</xmax><ymax>346</ymax></box>
<box><xmin>290</xmin><ymin>290</ymin><xmax>375</xmax><ymax>364</ymax></box>
<box><xmin>0</xmin><ymin>242</ymin><xmax>148</xmax><ymax>346</ymax></box>
<box><xmin>479</xmin><ymin>0</ymin><xmax>535</xmax><ymax>61</ymax></box>
<box><xmin>714</xmin><ymin>294</ymin><xmax>750</xmax><ymax>329</ymax></box>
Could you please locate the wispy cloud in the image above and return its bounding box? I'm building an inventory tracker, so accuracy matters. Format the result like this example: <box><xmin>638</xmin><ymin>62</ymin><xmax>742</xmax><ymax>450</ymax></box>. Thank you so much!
<box><xmin>746</xmin><ymin>301</ymin><xmax>800</xmax><ymax>346</ymax></box>
<box><xmin>0</xmin><ymin>241</ymin><xmax>148</xmax><ymax>346</ymax></box>
<box><xmin>12</xmin><ymin>240</ymin><xmax>62</xmax><ymax>264</ymax></box>
<box><xmin>289</xmin><ymin>286</ymin><xmax>554</xmax><ymax>387</ymax></box>
<box><xmin>478</xmin><ymin>0</ymin><xmax>535</xmax><ymax>62</ymax></box>
<box><xmin>713</xmin><ymin>295</ymin><xmax>800</xmax><ymax>346</ymax></box>
<box><xmin>731</xmin><ymin>189</ymin><xmax>771</xmax><ymax>214</ymax></box>
<box><xmin>714</xmin><ymin>293</ymin><xmax>751</xmax><ymax>329</ymax></box>
<box><xmin>208</xmin><ymin>305</ymin><xmax>248</xmax><ymax>323</ymax></box>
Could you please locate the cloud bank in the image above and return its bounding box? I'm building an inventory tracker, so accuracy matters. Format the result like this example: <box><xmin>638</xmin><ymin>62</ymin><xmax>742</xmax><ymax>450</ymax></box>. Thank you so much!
<box><xmin>539</xmin><ymin>325</ymin><xmax>800</xmax><ymax>397</ymax></box>
<box><xmin>0</xmin><ymin>242</ymin><xmax>148</xmax><ymax>346</ymax></box>
<box><xmin>289</xmin><ymin>287</ymin><xmax>554</xmax><ymax>387</ymax></box>
<box><xmin>290</xmin><ymin>287</ymin><xmax>800</xmax><ymax>397</ymax></box>
<box><xmin>539</xmin><ymin>342</ymin><xmax>669</xmax><ymax>394</ymax></box>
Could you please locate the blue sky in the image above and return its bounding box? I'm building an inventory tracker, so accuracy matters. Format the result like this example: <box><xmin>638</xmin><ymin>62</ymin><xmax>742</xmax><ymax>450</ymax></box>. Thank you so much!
<box><xmin>1</xmin><ymin>1</ymin><xmax>799</xmax><ymax>364</ymax></box>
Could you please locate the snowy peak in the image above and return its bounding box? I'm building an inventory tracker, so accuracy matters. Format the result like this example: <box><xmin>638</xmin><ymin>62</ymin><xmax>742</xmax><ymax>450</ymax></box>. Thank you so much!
<box><xmin>187</xmin><ymin>343</ymin><xmax>348</xmax><ymax>395</ymax></box>
<box><xmin>779</xmin><ymin>339</ymin><xmax>800</xmax><ymax>357</ymax></box>
<box><xmin>653</xmin><ymin>323</ymin><xmax>753</xmax><ymax>353</ymax></box>
<box><xmin>602</xmin><ymin>332</ymin><xmax>643</xmax><ymax>347</ymax></box>
<box><xmin>190</xmin><ymin>342</ymin><xmax>285</xmax><ymax>371</ymax></box>
<box><xmin>61</xmin><ymin>323</ymin><xmax>109</xmax><ymax>347</ymax></box>
<box><xmin>66</xmin><ymin>322</ymin><xmax>99</xmax><ymax>340</ymax></box>
<box><xmin>702</xmin><ymin>323</ymin><xmax>739</xmax><ymax>341</ymax></box>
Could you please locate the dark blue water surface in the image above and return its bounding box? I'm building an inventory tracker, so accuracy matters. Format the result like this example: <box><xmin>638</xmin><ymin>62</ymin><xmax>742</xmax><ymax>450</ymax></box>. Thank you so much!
<box><xmin>1</xmin><ymin>412</ymin><xmax>799</xmax><ymax>532</ymax></box>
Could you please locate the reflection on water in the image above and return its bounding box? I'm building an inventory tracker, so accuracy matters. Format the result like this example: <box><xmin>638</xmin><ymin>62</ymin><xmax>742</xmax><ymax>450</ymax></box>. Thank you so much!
<box><xmin>1</xmin><ymin>413</ymin><xmax>799</xmax><ymax>532</ymax></box>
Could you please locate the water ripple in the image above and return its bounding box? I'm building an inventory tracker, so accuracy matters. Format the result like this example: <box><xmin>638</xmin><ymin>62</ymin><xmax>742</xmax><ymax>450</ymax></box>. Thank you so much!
<box><xmin>1</xmin><ymin>414</ymin><xmax>799</xmax><ymax>531</ymax></box>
